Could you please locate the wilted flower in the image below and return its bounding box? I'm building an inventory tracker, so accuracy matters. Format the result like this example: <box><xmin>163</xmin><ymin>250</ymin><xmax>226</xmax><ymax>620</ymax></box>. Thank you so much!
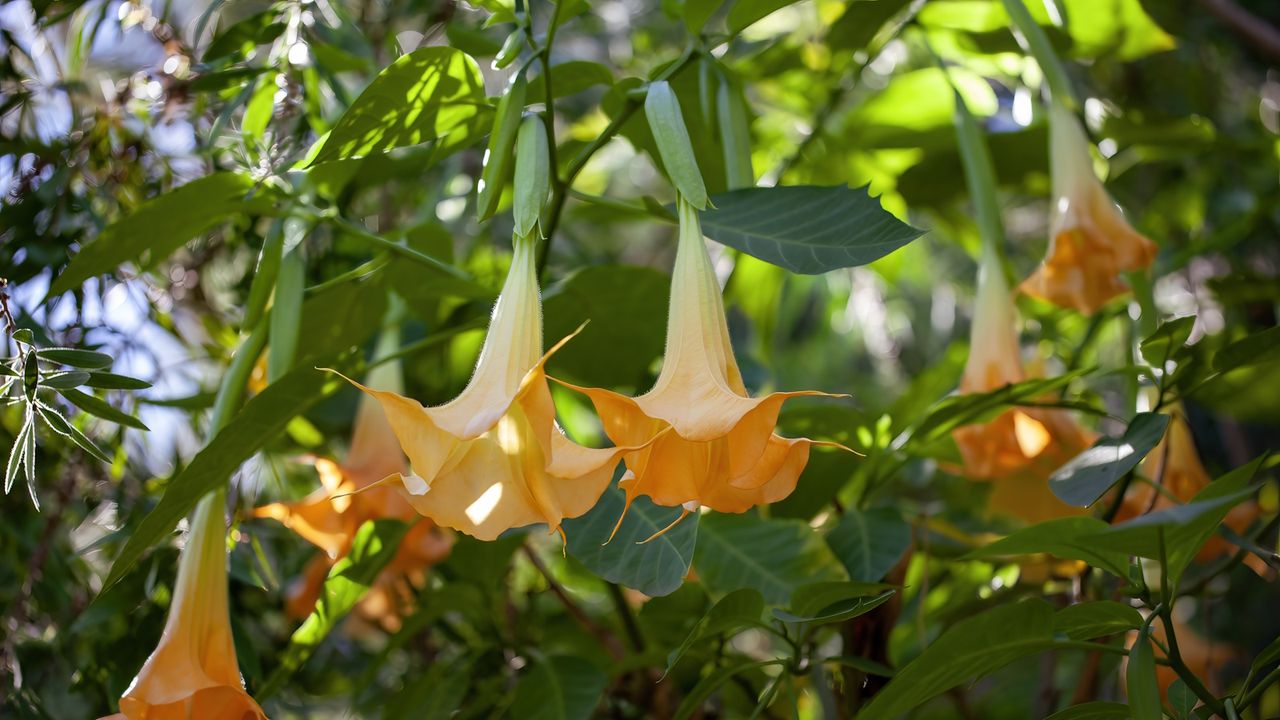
<box><xmin>253</xmin><ymin>348</ymin><xmax>452</xmax><ymax>629</ymax></box>
<box><xmin>1020</xmin><ymin>101</ymin><xmax>1157</xmax><ymax>314</ymax></box>
<box><xmin>953</xmin><ymin>251</ymin><xmax>1094</xmax><ymax>523</ymax></box>
<box><xmin>1116</xmin><ymin>403</ymin><xmax>1260</xmax><ymax>565</ymax></box>
<box><xmin>103</xmin><ymin>494</ymin><xmax>265</xmax><ymax>720</ymax></box>
<box><xmin>340</xmin><ymin>234</ymin><xmax>635</xmax><ymax>541</ymax></box>
<box><xmin>560</xmin><ymin>197</ymin><xmax>847</xmax><ymax>539</ymax></box>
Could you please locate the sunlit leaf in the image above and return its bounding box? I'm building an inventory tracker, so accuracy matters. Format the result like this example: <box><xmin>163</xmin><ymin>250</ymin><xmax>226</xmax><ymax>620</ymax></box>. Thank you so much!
<box><xmin>695</xmin><ymin>512</ymin><xmax>846</xmax><ymax>603</ymax></box>
<box><xmin>1049</xmin><ymin>412</ymin><xmax>1169</xmax><ymax>507</ymax></box>
<box><xmin>564</xmin><ymin>486</ymin><xmax>698</xmax><ymax>597</ymax></box>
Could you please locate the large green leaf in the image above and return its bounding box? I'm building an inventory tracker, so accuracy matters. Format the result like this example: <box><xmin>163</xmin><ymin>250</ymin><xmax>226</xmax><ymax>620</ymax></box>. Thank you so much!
<box><xmin>665</xmin><ymin>588</ymin><xmax>764</xmax><ymax>674</ymax></box>
<box><xmin>98</xmin><ymin>364</ymin><xmax>347</xmax><ymax>595</ymax></box>
<box><xmin>827</xmin><ymin>0</ymin><xmax>913</xmax><ymax>52</ymax></box>
<box><xmin>859</xmin><ymin>600</ymin><xmax>1056</xmax><ymax>719</ymax></box>
<box><xmin>695</xmin><ymin>512</ymin><xmax>846</xmax><ymax>604</ymax></box>
<box><xmin>1053</xmin><ymin>601</ymin><xmax>1143</xmax><ymax>640</ymax></box>
<box><xmin>1044</xmin><ymin>702</ymin><xmax>1133</xmax><ymax>720</ymax></box>
<box><xmin>510</xmin><ymin>655</ymin><xmax>608</xmax><ymax>720</ymax></box>
<box><xmin>258</xmin><ymin>519</ymin><xmax>410</xmax><ymax>698</ymax></box>
<box><xmin>964</xmin><ymin>516</ymin><xmax>1131</xmax><ymax>579</ymax></box>
<box><xmin>564</xmin><ymin>487</ymin><xmax>698</xmax><ymax>597</ymax></box>
<box><xmin>825</xmin><ymin>507</ymin><xmax>911</xmax><ymax>582</ymax></box>
<box><xmin>309</xmin><ymin>47</ymin><xmax>489</xmax><ymax>165</ymax></box>
<box><xmin>49</xmin><ymin>173</ymin><xmax>274</xmax><ymax>296</ymax></box>
<box><xmin>543</xmin><ymin>265</ymin><xmax>670</xmax><ymax>388</ymax></box>
<box><xmin>1126</xmin><ymin>624</ymin><xmax>1162</xmax><ymax>720</ymax></box>
<box><xmin>1049</xmin><ymin>412</ymin><xmax>1169</xmax><ymax>507</ymax></box>
<box><xmin>727</xmin><ymin>0</ymin><xmax>801</xmax><ymax>33</ymax></box>
<box><xmin>698</xmin><ymin>185</ymin><xmax>922</xmax><ymax>274</ymax></box>
<box><xmin>1215</xmin><ymin>325</ymin><xmax>1280</xmax><ymax>374</ymax></box>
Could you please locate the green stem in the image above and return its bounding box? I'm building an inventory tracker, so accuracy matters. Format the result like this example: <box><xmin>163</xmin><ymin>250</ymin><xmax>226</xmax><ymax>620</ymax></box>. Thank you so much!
<box><xmin>207</xmin><ymin>323</ymin><xmax>268</xmax><ymax>442</ymax></box>
<box><xmin>999</xmin><ymin>0</ymin><xmax>1078</xmax><ymax>108</ymax></box>
<box><xmin>1157</xmin><ymin>529</ymin><xmax>1227</xmax><ymax>716</ymax></box>
<box><xmin>607</xmin><ymin>582</ymin><xmax>646</xmax><ymax>652</ymax></box>
<box><xmin>315</xmin><ymin>211</ymin><xmax>475</xmax><ymax>282</ymax></box>
<box><xmin>1238</xmin><ymin>665</ymin><xmax>1280</xmax><ymax>711</ymax></box>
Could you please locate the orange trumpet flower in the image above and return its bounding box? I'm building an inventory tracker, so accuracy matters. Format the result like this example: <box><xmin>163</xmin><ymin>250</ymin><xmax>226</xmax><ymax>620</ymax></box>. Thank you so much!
<box><xmin>559</xmin><ymin>197</ymin><xmax>848</xmax><ymax>538</ymax></box>
<box><xmin>1020</xmin><ymin>101</ymin><xmax>1157</xmax><ymax>314</ymax></box>
<box><xmin>253</xmin><ymin>342</ymin><xmax>452</xmax><ymax>629</ymax></box>
<box><xmin>103</xmin><ymin>493</ymin><xmax>266</xmax><ymax>720</ymax></box>
<box><xmin>339</xmin><ymin>234</ymin><xmax>635</xmax><ymax>541</ymax></box>
<box><xmin>953</xmin><ymin>252</ymin><xmax>1094</xmax><ymax>524</ymax></box>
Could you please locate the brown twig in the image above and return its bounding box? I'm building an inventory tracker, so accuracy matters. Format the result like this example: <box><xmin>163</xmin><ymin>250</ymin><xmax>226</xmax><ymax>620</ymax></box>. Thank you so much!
<box><xmin>521</xmin><ymin>543</ymin><xmax>625</xmax><ymax>660</ymax></box>
<box><xmin>1195</xmin><ymin>0</ymin><xmax>1280</xmax><ymax>63</ymax></box>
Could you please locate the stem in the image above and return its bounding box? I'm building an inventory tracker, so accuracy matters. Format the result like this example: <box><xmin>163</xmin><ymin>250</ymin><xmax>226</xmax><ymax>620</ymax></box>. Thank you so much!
<box><xmin>1157</xmin><ymin>529</ymin><xmax>1227</xmax><ymax>716</ymax></box>
<box><xmin>315</xmin><ymin>211</ymin><xmax>476</xmax><ymax>282</ymax></box>
<box><xmin>999</xmin><ymin>0</ymin><xmax>1078</xmax><ymax>108</ymax></box>
<box><xmin>1238</xmin><ymin>665</ymin><xmax>1280</xmax><ymax>710</ymax></box>
<box><xmin>607</xmin><ymin>582</ymin><xmax>645</xmax><ymax>652</ymax></box>
<box><xmin>207</xmin><ymin>323</ymin><xmax>268</xmax><ymax>441</ymax></box>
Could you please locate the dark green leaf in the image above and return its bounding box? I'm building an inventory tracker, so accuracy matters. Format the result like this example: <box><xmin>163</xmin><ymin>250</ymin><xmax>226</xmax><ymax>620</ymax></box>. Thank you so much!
<box><xmin>666</xmin><ymin>588</ymin><xmax>764</xmax><ymax>674</ymax></box>
<box><xmin>511</xmin><ymin>656</ymin><xmax>608</xmax><ymax>720</ymax></box>
<box><xmin>1053</xmin><ymin>601</ymin><xmax>1142</xmax><ymax>640</ymax></box>
<box><xmin>1044</xmin><ymin>702</ymin><xmax>1133</xmax><ymax>720</ymax></box>
<box><xmin>203</xmin><ymin>10</ymin><xmax>284</xmax><ymax>60</ymax></box>
<box><xmin>267</xmin><ymin>246</ymin><xmax>305</xmax><ymax>382</ymax></box>
<box><xmin>859</xmin><ymin>600</ymin><xmax>1056</xmax><ymax>719</ymax></box>
<box><xmin>727</xmin><ymin>0</ymin><xmax>800</xmax><ymax>32</ymax></box>
<box><xmin>825</xmin><ymin>507</ymin><xmax>911</xmax><ymax>582</ymax></box>
<box><xmin>564</xmin><ymin>486</ymin><xmax>698</xmax><ymax>597</ymax></box>
<box><xmin>259</xmin><ymin>519</ymin><xmax>410</xmax><ymax>698</ymax></box>
<box><xmin>911</xmin><ymin>372</ymin><xmax>1088</xmax><ymax>444</ymax></box>
<box><xmin>964</xmin><ymin>516</ymin><xmax>1131</xmax><ymax>579</ymax></box>
<box><xmin>82</xmin><ymin>372</ymin><xmax>152</xmax><ymax>390</ymax></box>
<box><xmin>828</xmin><ymin>0</ymin><xmax>913</xmax><ymax>52</ymax></box>
<box><xmin>35</xmin><ymin>402</ymin><xmax>110</xmax><ymax>463</ymax></box>
<box><xmin>683</xmin><ymin>0</ymin><xmax>725</xmax><ymax>32</ymax></box>
<box><xmin>98</xmin><ymin>363</ymin><xmax>348</xmax><ymax>595</ymax></box>
<box><xmin>57</xmin><ymin>388</ymin><xmax>148</xmax><ymax>430</ymax></box>
<box><xmin>695</xmin><ymin>512</ymin><xmax>846</xmax><ymax>604</ymax></box>
<box><xmin>309</xmin><ymin>47</ymin><xmax>489</xmax><ymax>165</ymax></box>
<box><xmin>773</xmin><ymin>581</ymin><xmax>894</xmax><ymax>626</ymax></box>
<box><xmin>543</xmin><ymin>265</ymin><xmax>669</xmax><ymax>388</ymax></box>
<box><xmin>825</xmin><ymin>655</ymin><xmax>895</xmax><ymax>677</ymax></box>
<box><xmin>49</xmin><ymin>173</ymin><xmax>274</xmax><ymax>296</ymax></box>
<box><xmin>698</xmin><ymin>185</ymin><xmax>922</xmax><ymax>274</ymax></box>
<box><xmin>1140</xmin><ymin>316</ymin><xmax>1195</xmax><ymax>367</ymax></box>
<box><xmin>673</xmin><ymin>659</ymin><xmax>785</xmax><ymax>720</ymax></box>
<box><xmin>39</xmin><ymin>371</ymin><xmax>89</xmax><ymax>389</ymax></box>
<box><xmin>36</xmin><ymin>348</ymin><xmax>112</xmax><ymax>369</ymax></box>
<box><xmin>1167</xmin><ymin>679</ymin><xmax>1196</xmax><ymax>719</ymax></box>
<box><xmin>526</xmin><ymin>61</ymin><xmax>614</xmax><ymax>103</ymax></box>
<box><xmin>1215</xmin><ymin>326</ymin><xmax>1280</xmax><ymax>374</ymax></box>
<box><xmin>1049</xmin><ymin>413</ymin><xmax>1169</xmax><ymax>507</ymax></box>
<box><xmin>1126</xmin><ymin>624</ymin><xmax>1162</xmax><ymax>720</ymax></box>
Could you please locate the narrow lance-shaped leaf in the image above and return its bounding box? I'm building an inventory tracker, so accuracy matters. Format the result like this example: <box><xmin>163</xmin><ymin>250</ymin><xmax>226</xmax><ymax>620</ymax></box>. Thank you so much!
<box><xmin>243</xmin><ymin>219</ymin><xmax>285</xmax><ymax>331</ymax></box>
<box><xmin>645</xmin><ymin>80</ymin><xmax>708</xmax><ymax>209</ymax></box>
<box><xmin>36</xmin><ymin>348</ymin><xmax>113</xmax><ymax>369</ymax></box>
<box><xmin>1049</xmin><ymin>412</ymin><xmax>1170</xmax><ymax>507</ymax></box>
<box><xmin>268</xmin><ymin>241</ymin><xmax>306</xmax><ymax>383</ymax></box>
<box><xmin>58</xmin><ymin>388</ymin><xmax>149</xmax><ymax>430</ymax></box>
<box><xmin>1126</xmin><ymin>622</ymin><xmax>1162</xmax><ymax>720</ymax></box>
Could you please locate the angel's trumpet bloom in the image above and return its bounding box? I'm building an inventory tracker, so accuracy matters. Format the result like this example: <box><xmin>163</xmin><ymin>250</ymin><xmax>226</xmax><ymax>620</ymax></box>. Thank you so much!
<box><xmin>340</xmin><ymin>234</ymin><xmax>633</xmax><ymax>541</ymax></box>
<box><xmin>952</xmin><ymin>252</ymin><xmax>1094</xmax><ymax>523</ymax></box>
<box><xmin>1115</xmin><ymin>403</ymin><xmax>1260</xmax><ymax>565</ymax></box>
<box><xmin>560</xmin><ymin>197</ymin><xmax>847</xmax><ymax>537</ymax></box>
<box><xmin>104</xmin><ymin>493</ymin><xmax>266</xmax><ymax>720</ymax></box>
<box><xmin>253</xmin><ymin>345</ymin><xmax>452</xmax><ymax>628</ymax></box>
<box><xmin>1019</xmin><ymin>101</ymin><xmax>1157</xmax><ymax>314</ymax></box>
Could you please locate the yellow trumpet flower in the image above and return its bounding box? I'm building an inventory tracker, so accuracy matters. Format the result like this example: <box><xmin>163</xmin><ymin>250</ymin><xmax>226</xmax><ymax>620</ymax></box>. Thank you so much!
<box><xmin>253</xmin><ymin>345</ymin><xmax>452</xmax><ymax>630</ymax></box>
<box><xmin>1020</xmin><ymin>101</ymin><xmax>1157</xmax><ymax>315</ymax></box>
<box><xmin>103</xmin><ymin>493</ymin><xmax>266</xmax><ymax>720</ymax></box>
<box><xmin>953</xmin><ymin>252</ymin><xmax>1094</xmax><ymax>524</ymax></box>
<box><xmin>559</xmin><ymin>197</ymin><xmax>848</xmax><ymax>539</ymax></box>
<box><xmin>339</xmin><ymin>234</ymin><xmax>635</xmax><ymax>541</ymax></box>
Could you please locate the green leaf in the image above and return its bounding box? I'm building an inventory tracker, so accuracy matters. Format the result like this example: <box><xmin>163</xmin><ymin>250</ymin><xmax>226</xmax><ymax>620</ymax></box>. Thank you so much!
<box><xmin>1049</xmin><ymin>413</ymin><xmax>1169</xmax><ymax>507</ymax></box>
<box><xmin>825</xmin><ymin>507</ymin><xmax>912</xmax><ymax>582</ymax></box>
<box><xmin>564</xmin><ymin>487</ymin><xmax>697</xmax><ymax>597</ymax></box>
<box><xmin>543</xmin><ymin>265</ymin><xmax>670</xmax><ymax>388</ymax></box>
<box><xmin>828</xmin><ymin>0</ymin><xmax>913</xmax><ymax>52</ymax></box>
<box><xmin>258</xmin><ymin>519</ymin><xmax>410</xmax><ymax>698</ymax></box>
<box><xmin>716</xmin><ymin>75</ymin><xmax>754</xmax><ymax>189</ymax></box>
<box><xmin>772</xmin><ymin>581</ymin><xmax>895</xmax><ymax>626</ymax></box>
<box><xmin>35</xmin><ymin>402</ymin><xmax>110</xmax><ymax>463</ymax></box>
<box><xmin>1082</xmin><ymin>455</ymin><xmax>1263</xmax><ymax>586</ymax></box>
<box><xmin>514</xmin><ymin>114</ymin><xmax>551</xmax><ymax>237</ymax></box>
<box><xmin>49</xmin><ymin>173</ymin><xmax>274</xmax><ymax>296</ymax></box>
<box><xmin>1167</xmin><ymin>679</ymin><xmax>1196</xmax><ymax>719</ymax></box>
<box><xmin>1140</xmin><ymin>316</ymin><xmax>1195</xmax><ymax>367</ymax></box>
<box><xmin>510</xmin><ymin>656</ymin><xmax>608</xmax><ymax>720</ymax></box>
<box><xmin>1044</xmin><ymin>702</ymin><xmax>1133</xmax><ymax>720</ymax></box>
<box><xmin>82</xmin><ymin>372</ymin><xmax>152</xmax><ymax>390</ymax></box>
<box><xmin>859</xmin><ymin>600</ymin><xmax>1056</xmax><ymax>719</ymax></box>
<box><xmin>645</xmin><ymin>80</ymin><xmax>708</xmax><ymax>209</ymax></box>
<box><xmin>36</xmin><ymin>348</ymin><xmax>112</xmax><ymax>369</ymax></box>
<box><xmin>665</xmin><ymin>588</ymin><xmax>764</xmax><ymax>674</ymax></box>
<box><xmin>203</xmin><ymin>10</ymin><xmax>284</xmax><ymax>60</ymax></box>
<box><xmin>39</xmin><ymin>371</ymin><xmax>90</xmax><ymax>389</ymax></box>
<box><xmin>683</xmin><ymin>0</ymin><xmax>725</xmax><ymax>32</ymax></box>
<box><xmin>526</xmin><ymin>61</ymin><xmax>614</xmax><ymax>103</ymax></box>
<box><xmin>910</xmin><ymin>372</ymin><xmax>1088</xmax><ymax>444</ymax></box>
<box><xmin>698</xmin><ymin>185</ymin><xmax>922</xmax><ymax>275</ymax></box>
<box><xmin>825</xmin><ymin>655</ymin><xmax>895</xmax><ymax>677</ymax></box>
<box><xmin>1215</xmin><ymin>325</ymin><xmax>1280</xmax><ymax>374</ymax></box>
<box><xmin>1126</xmin><ymin>624</ymin><xmax>1162</xmax><ymax>720</ymax></box>
<box><xmin>309</xmin><ymin>47</ymin><xmax>489</xmax><ymax>165</ymax></box>
<box><xmin>964</xmin><ymin>516</ymin><xmax>1131</xmax><ymax>579</ymax></box>
<box><xmin>695</xmin><ymin>512</ymin><xmax>846</xmax><ymax>604</ymax></box>
<box><xmin>57</xmin><ymin>388</ymin><xmax>148</xmax><ymax>430</ymax></box>
<box><xmin>98</xmin><ymin>363</ymin><xmax>348</xmax><ymax>595</ymax></box>
<box><xmin>1054</xmin><ymin>601</ymin><xmax>1142</xmax><ymax>640</ymax></box>
<box><xmin>267</xmin><ymin>246</ymin><xmax>306</xmax><ymax>382</ymax></box>
<box><xmin>726</xmin><ymin>0</ymin><xmax>800</xmax><ymax>32</ymax></box>
<box><xmin>673</xmin><ymin>659</ymin><xmax>785</xmax><ymax>720</ymax></box>
<box><xmin>477</xmin><ymin>74</ymin><xmax>526</xmax><ymax>221</ymax></box>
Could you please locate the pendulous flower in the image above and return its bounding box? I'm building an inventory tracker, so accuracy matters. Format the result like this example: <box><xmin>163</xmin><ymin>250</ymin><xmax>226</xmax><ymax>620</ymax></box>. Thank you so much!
<box><xmin>104</xmin><ymin>493</ymin><xmax>266</xmax><ymax>720</ymax></box>
<box><xmin>1020</xmin><ymin>100</ymin><xmax>1157</xmax><ymax>315</ymax></box>
<box><xmin>253</xmin><ymin>341</ymin><xmax>452</xmax><ymax>629</ymax></box>
<box><xmin>559</xmin><ymin>197</ymin><xmax>847</xmax><ymax>538</ymax></box>
<box><xmin>338</xmin><ymin>234</ymin><xmax>636</xmax><ymax>541</ymax></box>
<box><xmin>953</xmin><ymin>250</ymin><xmax>1094</xmax><ymax>524</ymax></box>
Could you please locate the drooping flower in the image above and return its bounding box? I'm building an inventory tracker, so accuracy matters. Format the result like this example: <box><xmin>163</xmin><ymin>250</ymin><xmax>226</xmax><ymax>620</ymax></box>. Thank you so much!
<box><xmin>339</xmin><ymin>234</ymin><xmax>635</xmax><ymax>541</ymax></box>
<box><xmin>558</xmin><ymin>197</ymin><xmax>848</xmax><ymax>537</ymax></box>
<box><xmin>253</xmin><ymin>342</ymin><xmax>452</xmax><ymax>629</ymax></box>
<box><xmin>1115</xmin><ymin>403</ymin><xmax>1260</xmax><ymax>565</ymax></box>
<box><xmin>104</xmin><ymin>493</ymin><xmax>266</xmax><ymax>720</ymax></box>
<box><xmin>953</xmin><ymin>250</ymin><xmax>1094</xmax><ymax>524</ymax></box>
<box><xmin>1019</xmin><ymin>101</ymin><xmax>1157</xmax><ymax>315</ymax></box>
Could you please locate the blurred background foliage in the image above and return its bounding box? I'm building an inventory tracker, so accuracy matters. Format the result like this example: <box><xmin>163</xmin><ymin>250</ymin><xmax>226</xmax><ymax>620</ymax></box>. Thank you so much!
<box><xmin>1</xmin><ymin>0</ymin><xmax>1279</xmax><ymax>716</ymax></box>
